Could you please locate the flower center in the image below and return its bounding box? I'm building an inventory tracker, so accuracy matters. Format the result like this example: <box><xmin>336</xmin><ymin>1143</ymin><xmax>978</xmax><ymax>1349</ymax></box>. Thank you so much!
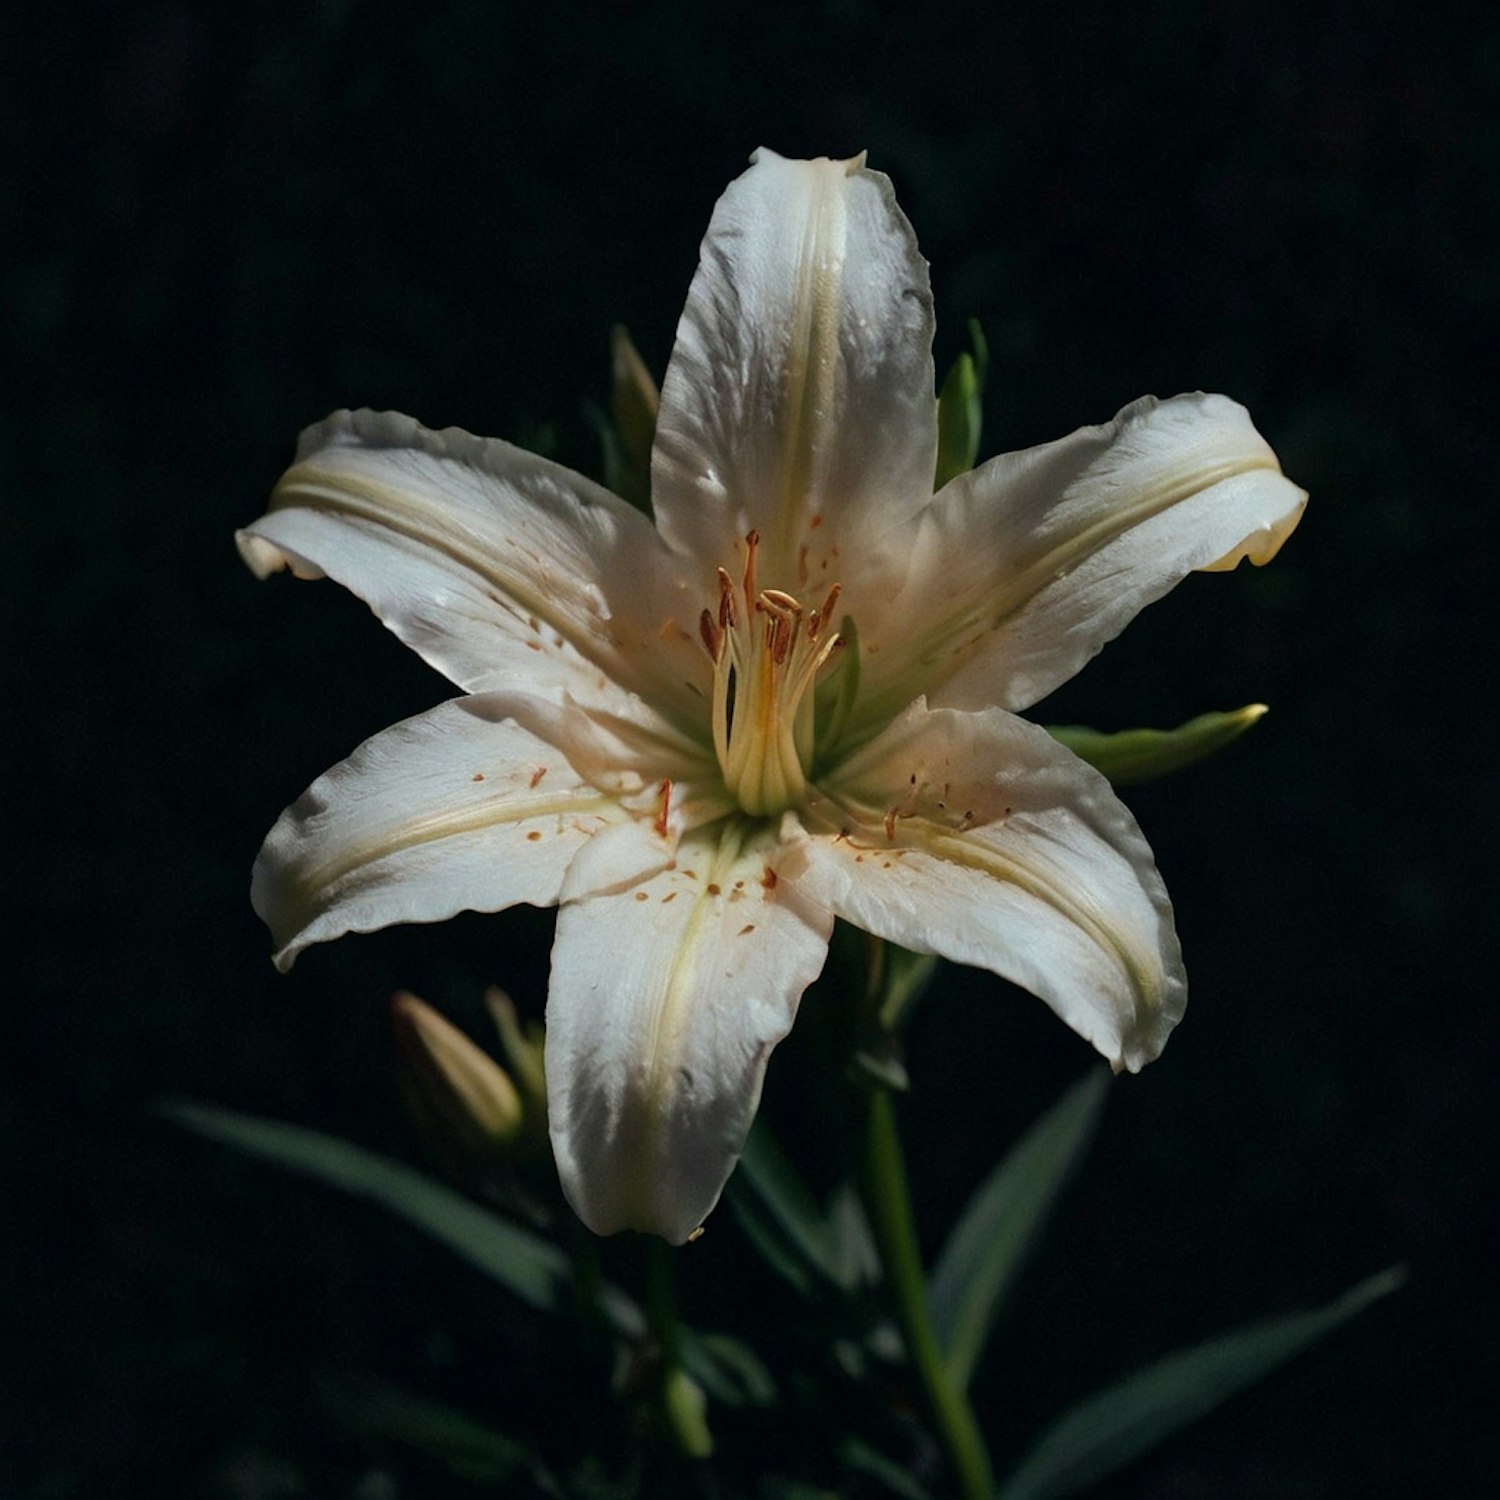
<box><xmin>699</xmin><ymin>531</ymin><xmax>846</xmax><ymax>818</ymax></box>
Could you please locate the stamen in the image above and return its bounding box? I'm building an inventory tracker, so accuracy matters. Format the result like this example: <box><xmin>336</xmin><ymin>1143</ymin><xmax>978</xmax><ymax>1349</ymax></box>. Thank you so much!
<box><xmin>809</xmin><ymin>583</ymin><xmax>842</xmax><ymax>641</ymax></box>
<box><xmin>654</xmin><ymin>779</ymin><xmax>673</xmax><ymax>839</ymax></box>
<box><xmin>698</xmin><ymin>530</ymin><xmax>852</xmax><ymax>818</ymax></box>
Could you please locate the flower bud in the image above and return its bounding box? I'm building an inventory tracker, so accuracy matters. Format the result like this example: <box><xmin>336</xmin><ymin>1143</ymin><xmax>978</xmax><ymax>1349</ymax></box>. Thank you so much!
<box><xmin>934</xmin><ymin>318</ymin><xmax>988</xmax><ymax>488</ymax></box>
<box><xmin>602</xmin><ymin>324</ymin><xmax>660</xmax><ymax>511</ymax></box>
<box><xmin>392</xmin><ymin>991</ymin><xmax>524</xmax><ymax>1170</ymax></box>
<box><xmin>1049</xmin><ymin>704</ymin><xmax>1270</xmax><ymax>787</ymax></box>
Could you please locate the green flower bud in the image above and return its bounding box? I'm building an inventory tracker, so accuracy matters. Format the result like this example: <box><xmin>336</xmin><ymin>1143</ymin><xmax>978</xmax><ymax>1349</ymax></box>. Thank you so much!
<box><xmin>601</xmin><ymin>324</ymin><xmax>660</xmax><ymax>512</ymax></box>
<box><xmin>1050</xmin><ymin>704</ymin><xmax>1269</xmax><ymax>786</ymax></box>
<box><xmin>934</xmin><ymin>319</ymin><xmax>988</xmax><ymax>488</ymax></box>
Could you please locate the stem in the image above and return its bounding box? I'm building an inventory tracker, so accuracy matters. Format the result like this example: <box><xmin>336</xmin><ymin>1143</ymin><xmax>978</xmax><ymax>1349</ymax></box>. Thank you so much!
<box><xmin>861</xmin><ymin>1086</ymin><xmax>994</xmax><ymax>1500</ymax></box>
<box><xmin>645</xmin><ymin>1236</ymin><xmax>681</xmax><ymax>1360</ymax></box>
<box><xmin>646</xmin><ymin>1240</ymin><xmax>713</xmax><ymax>1460</ymax></box>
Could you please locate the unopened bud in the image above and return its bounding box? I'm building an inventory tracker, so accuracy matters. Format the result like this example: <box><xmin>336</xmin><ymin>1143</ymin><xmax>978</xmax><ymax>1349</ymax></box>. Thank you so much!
<box><xmin>1049</xmin><ymin>704</ymin><xmax>1270</xmax><ymax>786</ymax></box>
<box><xmin>392</xmin><ymin>991</ymin><xmax>524</xmax><ymax>1167</ymax></box>
<box><xmin>934</xmin><ymin>318</ymin><xmax>988</xmax><ymax>489</ymax></box>
<box><xmin>602</xmin><ymin>325</ymin><xmax>660</xmax><ymax>512</ymax></box>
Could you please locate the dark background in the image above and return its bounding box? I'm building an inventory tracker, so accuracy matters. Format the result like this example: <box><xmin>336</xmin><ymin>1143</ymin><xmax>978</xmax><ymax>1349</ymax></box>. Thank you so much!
<box><xmin>6</xmin><ymin>1</ymin><xmax>1494</xmax><ymax>1495</ymax></box>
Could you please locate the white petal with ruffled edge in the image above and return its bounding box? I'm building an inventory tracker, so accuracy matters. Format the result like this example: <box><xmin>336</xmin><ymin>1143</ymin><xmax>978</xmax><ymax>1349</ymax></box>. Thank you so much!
<box><xmin>254</xmin><ymin>697</ymin><xmax>628</xmax><ymax>970</ymax></box>
<box><xmin>651</xmin><ymin>148</ymin><xmax>937</xmax><ymax>591</ymax></box>
<box><xmin>546</xmin><ymin>818</ymin><xmax>834</xmax><ymax>1242</ymax></box>
<box><xmin>789</xmin><ymin>701</ymin><xmax>1184</xmax><ymax>1072</ymax></box>
<box><xmin>847</xmin><ymin>393</ymin><xmax>1307</xmax><ymax>730</ymax></box>
<box><xmin>238</xmin><ymin>409</ymin><xmax>707</xmax><ymax>725</ymax></box>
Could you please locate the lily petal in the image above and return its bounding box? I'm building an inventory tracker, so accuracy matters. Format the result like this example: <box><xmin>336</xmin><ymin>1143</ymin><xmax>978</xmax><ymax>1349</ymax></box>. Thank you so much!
<box><xmin>547</xmin><ymin>819</ymin><xmax>833</xmax><ymax>1242</ymax></box>
<box><xmin>852</xmin><ymin>393</ymin><xmax>1307</xmax><ymax>725</ymax></box>
<box><xmin>255</xmin><ymin>697</ymin><xmax>626</xmax><ymax>971</ymax></box>
<box><xmin>791</xmin><ymin>701</ymin><xmax>1184</xmax><ymax>1072</ymax></box>
<box><xmin>651</xmin><ymin>148</ymin><xmax>937</xmax><ymax>588</ymax></box>
<box><xmin>238</xmin><ymin>409</ymin><xmax>705</xmax><ymax>723</ymax></box>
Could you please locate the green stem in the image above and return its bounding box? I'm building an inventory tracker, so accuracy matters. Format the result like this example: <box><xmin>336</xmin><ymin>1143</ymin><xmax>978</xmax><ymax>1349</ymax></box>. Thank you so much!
<box><xmin>861</xmin><ymin>1087</ymin><xmax>994</xmax><ymax>1500</ymax></box>
<box><xmin>646</xmin><ymin>1240</ymin><xmax>713</xmax><ymax>1460</ymax></box>
<box><xmin>645</xmin><ymin>1237</ymin><xmax>681</xmax><ymax>1359</ymax></box>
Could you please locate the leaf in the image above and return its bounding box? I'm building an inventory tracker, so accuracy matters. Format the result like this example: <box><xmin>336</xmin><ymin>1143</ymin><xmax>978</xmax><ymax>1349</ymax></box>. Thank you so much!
<box><xmin>315</xmin><ymin>1369</ymin><xmax>552</xmax><ymax>1488</ymax></box>
<box><xmin>824</xmin><ymin>1180</ymin><xmax>881</xmax><ymax>1292</ymax></box>
<box><xmin>995</xmin><ymin>1266</ymin><xmax>1406</xmax><ymax>1500</ymax></box>
<box><xmin>159</xmin><ymin>1098</ymin><xmax>569</xmax><ymax>1314</ymax></box>
<box><xmin>728</xmin><ymin>1118</ymin><xmax>845</xmax><ymax>1294</ymax></box>
<box><xmin>679</xmin><ymin>1330</ymin><xmax>778</xmax><ymax>1408</ymax></box>
<box><xmin>760</xmin><ymin>1481</ymin><xmax>841</xmax><ymax>1500</ymax></box>
<box><xmin>929</xmin><ymin>1070</ymin><xmax>1110</xmax><ymax>1390</ymax></box>
<box><xmin>1048</xmin><ymin>706</ymin><xmax>1268</xmax><ymax>787</ymax></box>
<box><xmin>838</xmin><ymin>1437</ymin><xmax>936</xmax><ymax>1500</ymax></box>
<box><xmin>874</xmin><ymin>943</ymin><xmax>940</xmax><ymax>1034</ymax></box>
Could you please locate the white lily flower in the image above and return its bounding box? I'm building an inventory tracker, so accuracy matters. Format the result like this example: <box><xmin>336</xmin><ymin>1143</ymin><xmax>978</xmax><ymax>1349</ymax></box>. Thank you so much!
<box><xmin>239</xmin><ymin>149</ymin><xmax>1306</xmax><ymax>1243</ymax></box>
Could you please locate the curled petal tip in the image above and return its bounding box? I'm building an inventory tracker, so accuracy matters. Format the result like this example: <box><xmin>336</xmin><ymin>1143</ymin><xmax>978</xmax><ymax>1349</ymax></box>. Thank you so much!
<box><xmin>1200</xmin><ymin>482</ymin><xmax>1308</xmax><ymax>572</ymax></box>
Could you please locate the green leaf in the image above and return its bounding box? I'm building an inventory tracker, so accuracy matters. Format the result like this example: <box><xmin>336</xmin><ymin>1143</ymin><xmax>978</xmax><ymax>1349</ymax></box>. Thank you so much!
<box><xmin>159</xmin><ymin>1098</ymin><xmax>569</xmax><ymax>1313</ymax></box>
<box><xmin>850</xmin><ymin>1046</ymin><xmax>911</xmax><ymax>1093</ymax></box>
<box><xmin>1049</xmin><ymin>705</ymin><xmax>1268</xmax><ymax>787</ymax></box>
<box><xmin>727</xmin><ymin>1117</ymin><xmax>844</xmax><ymax>1294</ymax></box>
<box><xmin>995</xmin><ymin>1266</ymin><xmax>1406</xmax><ymax>1500</ymax></box>
<box><xmin>679</xmin><ymin>1330</ymin><xmax>778</xmax><ymax>1408</ymax></box>
<box><xmin>824</xmin><ymin>1180</ymin><xmax>881</xmax><ymax>1292</ymax></box>
<box><xmin>935</xmin><ymin>319</ymin><xmax>989</xmax><ymax>489</ymax></box>
<box><xmin>929</xmin><ymin>1071</ymin><xmax>1109</xmax><ymax>1391</ymax></box>
<box><xmin>760</xmin><ymin>1481</ymin><xmax>841</xmax><ymax>1500</ymax></box>
<box><xmin>838</xmin><ymin>1437</ymin><xmax>936</xmax><ymax>1500</ymax></box>
<box><xmin>315</xmin><ymin>1370</ymin><xmax>552</xmax><ymax>1487</ymax></box>
<box><xmin>875</xmin><ymin>943</ymin><xmax>940</xmax><ymax>1034</ymax></box>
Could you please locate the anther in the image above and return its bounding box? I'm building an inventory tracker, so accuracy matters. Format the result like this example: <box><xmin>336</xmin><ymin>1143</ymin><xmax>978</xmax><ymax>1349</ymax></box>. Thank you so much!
<box><xmin>716</xmin><ymin>568</ymin><xmax>737</xmax><ymax>630</ymax></box>
<box><xmin>741</xmin><ymin>530</ymin><xmax>760</xmax><ymax>605</ymax></box>
<box><xmin>699</xmin><ymin>608</ymin><xmax>721</xmax><ymax>660</ymax></box>
<box><xmin>809</xmin><ymin>583</ymin><xmax>842</xmax><ymax>640</ymax></box>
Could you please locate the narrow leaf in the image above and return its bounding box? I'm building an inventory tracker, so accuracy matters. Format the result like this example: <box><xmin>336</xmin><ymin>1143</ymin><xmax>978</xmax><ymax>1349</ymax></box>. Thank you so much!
<box><xmin>727</xmin><ymin>1118</ymin><xmax>845</xmax><ymax>1293</ymax></box>
<box><xmin>315</xmin><ymin>1370</ymin><xmax>546</xmax><ymax>1486</ymax></box>
<box><xmin>929</xmin><ymin>1071</ymin><xmax>1109</xmax><ymax>1390</ymax></box>
<box><xmin>679</xmin><ymin>1330</ymin><xmax>778</xmax><ymax>1408</ymax></box>
<box><xmin>996</xmin><ymin>1266</ymin><xmax>1406</xmax><ymax>1500</ymax></box>
<box><xmin>160</xmin><ymin>1098</ymin><xmax>569</xmax><ymax>1313</ymax></box>
<box><xmin>825</xmin><ymin>1180</ymin><xmax>881</xmax><ymax>1292</ymax></box>
<box><xmin>838</xmin><ymin>1437</ymin><xmax>936</xmax><ymax>1500</ymax></box>
<box><xmin>1049</xmin><ymin>706</ymin><xmax>1268</xmax><ymax>787</ymax></box>
<box><xmin>875</xmin><ymin>943</ymin><xmax>940</xmax><ymax>1034</ymax></box>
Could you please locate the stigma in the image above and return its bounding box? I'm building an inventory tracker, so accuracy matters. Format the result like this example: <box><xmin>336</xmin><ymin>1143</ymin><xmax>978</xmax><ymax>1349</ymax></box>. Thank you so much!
<box><xmin>699</xmin><ymin>532</ymin><xmax>846</xmax><ymax>818</ymax></box>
